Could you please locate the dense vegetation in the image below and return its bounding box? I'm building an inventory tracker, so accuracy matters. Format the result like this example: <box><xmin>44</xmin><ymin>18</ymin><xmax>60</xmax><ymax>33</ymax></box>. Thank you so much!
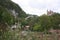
<box><xmin>32</xmin><ymin>13</ymin><xmax>60</xmax><ymax>32</ymax></box>
<box><xmin>0</xmin><ymin>0</ymin><xmax>60</xmax><ymax>32</ymax></box>
<box><xmin>0</xmin><ymin>0</ymin><xmax>28</xmax><ymax>30</ymax></box>
<box><xmin>0</xmin><ymin>0</ymin><xmax>60</xmax><ymax>40</ymax></box>
<box><xmin>0</xmin><ymin>0</ymin><xmax>28</xmax><ymax>40</ymax></box>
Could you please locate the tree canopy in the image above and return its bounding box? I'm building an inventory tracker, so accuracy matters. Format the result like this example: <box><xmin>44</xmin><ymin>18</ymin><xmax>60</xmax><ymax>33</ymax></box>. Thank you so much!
<box><xmin>32</xmin><ymin>13</ymin><xmax>60</xmax><ymax>32</ymax></box>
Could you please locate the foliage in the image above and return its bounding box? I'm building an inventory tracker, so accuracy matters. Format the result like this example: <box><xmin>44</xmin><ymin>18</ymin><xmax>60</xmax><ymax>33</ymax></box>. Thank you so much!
<box><xmin>32</xmin><ymin>13</ymin><xmax>60</xmax><ymax>32</ymax></box>
<box><xmin>50</xmin><ymin>13</ymin><xmax>60</xmax><ymax>29</ymax></box>
<box><xmin>0</xmin><ymin>7</ymin><xmax>15</xmax><ymax>31</ymax></box>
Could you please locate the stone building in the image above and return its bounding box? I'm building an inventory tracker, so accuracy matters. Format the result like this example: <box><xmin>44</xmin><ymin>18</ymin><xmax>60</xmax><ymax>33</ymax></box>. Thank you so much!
<box><xmin>47</xmin><ymin>10</ymin><xmax>54</xmax><ymax>16</ymax></box>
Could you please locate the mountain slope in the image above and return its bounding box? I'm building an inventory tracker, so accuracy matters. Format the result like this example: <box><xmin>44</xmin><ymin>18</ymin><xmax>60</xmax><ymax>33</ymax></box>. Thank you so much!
<box><xmin>0</xmin><ymin>0</ymin><xmax>27</xmax><ymax>18</ymax></box>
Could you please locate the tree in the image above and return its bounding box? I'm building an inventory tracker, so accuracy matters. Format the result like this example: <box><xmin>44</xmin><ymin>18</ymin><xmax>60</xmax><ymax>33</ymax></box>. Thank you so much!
<box><xmin>33</xmin><ymin>14</ymin><xmax>51</xmax><ymax>32</ymax></box>
<box><xmin>50</xmin><ymin>13</ymin><xmax>60</xmax><ymax>29</ymax></box>
<box><xmin>0</xmin><ymin>6</ymin><xmax>15</xmax><ymax>31</ymax></box>
<box><xmin>32</xmin><ymin>13</ymin><xmax>60</xmax><ymax>32</ymax></box>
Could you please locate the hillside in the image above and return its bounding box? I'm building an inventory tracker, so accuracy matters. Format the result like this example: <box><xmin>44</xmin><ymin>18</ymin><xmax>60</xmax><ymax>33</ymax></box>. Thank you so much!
<box><xmin>0</xmin><ymin>0</ymin><xmax>29</xmax><ymax>31</ymax></box>
<box><xmin>0</xmin><ymin>0</ymin><xmax>27</xmax><ymax>18</ymax></box>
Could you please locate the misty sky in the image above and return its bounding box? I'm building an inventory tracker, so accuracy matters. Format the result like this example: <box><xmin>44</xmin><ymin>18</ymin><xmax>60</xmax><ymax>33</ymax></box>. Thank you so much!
<box><xmin>12</xmin><ymin>0</ymin><xmax>60</xmax><ymax>16</ymax></box>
